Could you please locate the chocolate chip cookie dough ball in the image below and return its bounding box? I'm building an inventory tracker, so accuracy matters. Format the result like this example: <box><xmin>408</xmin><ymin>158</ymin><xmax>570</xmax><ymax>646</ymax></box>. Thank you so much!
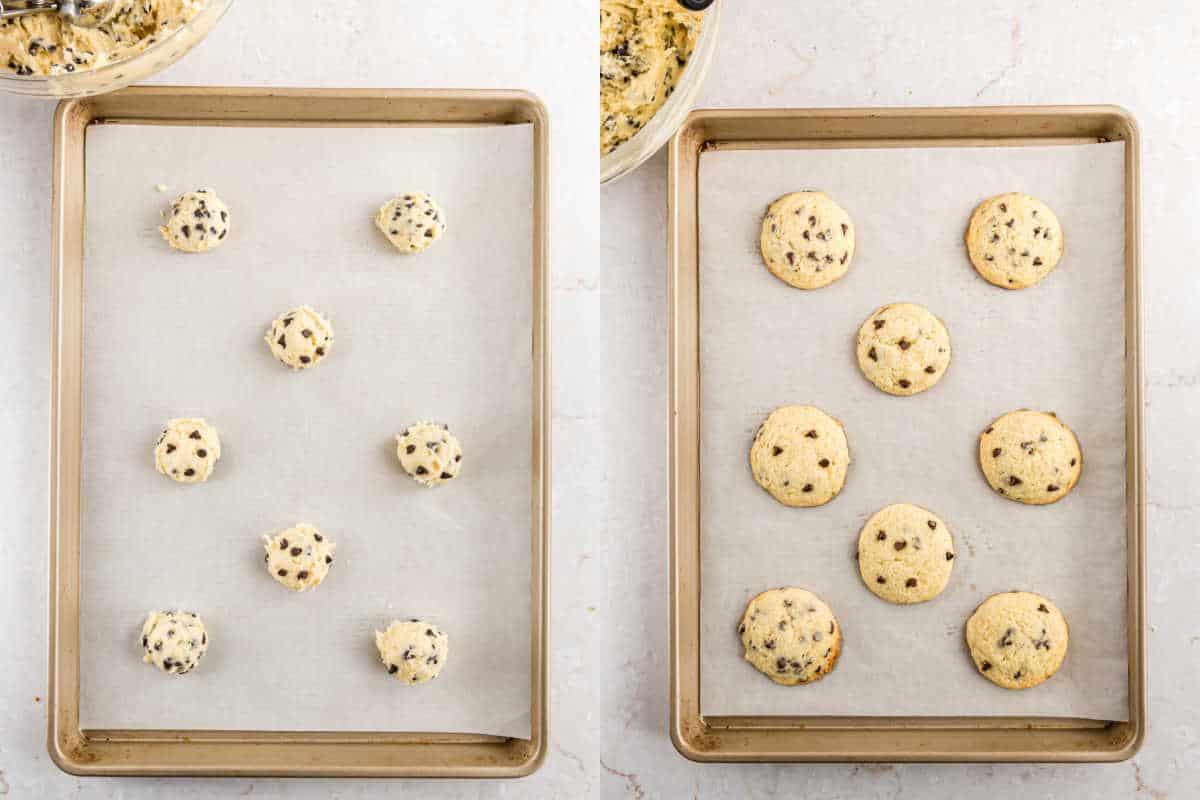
<box><xmin>395</xmin><ymin>422</ymin><xmax>463</xmax><ymax>487</ymax></box>
<box><xmin>263</xmin><ymin>524</ymin><xmax>336</xmax><ymax>592</ymax></box>
<box><xmin>375</xmin><ymin>619</ymin><xmax>449</xmax><ymax>684</ymax></box>
<box><xmin>857</xmin><ymin>503</ymin><xmax>956</xmax><ymax>604</ymax></box>
<box><xmin>140</xmin><ymin>610</ymin><xmax>208</xmax><ymax>675</ymax></box>
<box><xmin>979</xmin><ymin>410</ymin><xmax>1082</xmax><ymax>504</ymax></box>
<box><xmin>154</xmin><ymin>418</ymin><xmax>221</xmax><ymax>484</ymax></box>
<box><xmin>159</xmin><ymin>189</ymin><xmax>230</xmax><ymax>253</ymax></box>
<box><xmin>855</xmin><ymin>302</ymin><xmax>951</xmax><ymax>396</ymax></box>
<box><xmin>265</xmin><ymin>305</ymin><xmax>333</xmax><ymax>370</ymax></box>
<box><xmin>738</xmin><ymin>587</ymin><xmax>841</xmax><ymax>685</ymax></box>
<box><xmin>759</xmin><ymin>191</ymin><xmax>856</xmax><ymax>289</ymax></box>
<box><xmin>965</xmin><ymin>591</ymin><xmax>1069</xmax><ymax>689</ymax></box>
<box><xmin>966</xmin><ymin>192</ymin><xmax>1064</xmax><ymax>289</ymax></box>
<box><xmin>374</xmin><ymin>192</ymin><xmax>446</xmax><ymax>254</ymax></box>
<box><xmin>749</xmin><ymin>405</ymin><xmax>849</xmax><ymax>507</ymax></box>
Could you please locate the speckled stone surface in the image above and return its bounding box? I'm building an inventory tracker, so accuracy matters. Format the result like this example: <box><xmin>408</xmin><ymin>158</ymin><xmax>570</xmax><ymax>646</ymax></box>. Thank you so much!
<box><xmin>1</xmin><ymin>1</ymin><xmax>1196</xmax><ymax>797</ymax></box>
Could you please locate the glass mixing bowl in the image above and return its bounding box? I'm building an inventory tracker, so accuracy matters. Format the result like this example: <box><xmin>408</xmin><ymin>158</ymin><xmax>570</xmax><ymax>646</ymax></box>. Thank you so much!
<box><xmin>600</xmin><ymin>0</ymin><xmax>721</xmax><ymax>184</ymax></box>
<box><xmin>0</xmin><ymin>0</ymin><xmax>233</xmax><ymax>98</ymax></box>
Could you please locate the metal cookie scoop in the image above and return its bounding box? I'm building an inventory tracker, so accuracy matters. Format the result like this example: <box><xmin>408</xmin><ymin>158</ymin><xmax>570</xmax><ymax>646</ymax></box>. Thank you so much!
<box><xmin>0</xmin><ymin>0</ymin><xmax>120</xmax><ymax>27</ymax></box>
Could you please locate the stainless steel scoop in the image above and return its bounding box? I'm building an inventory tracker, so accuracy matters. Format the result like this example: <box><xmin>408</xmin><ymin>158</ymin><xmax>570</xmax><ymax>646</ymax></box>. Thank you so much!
<box><xmin>0</xmin><ymin>0</ymin><xmax>119</xmax><ymax>27</ymax></box>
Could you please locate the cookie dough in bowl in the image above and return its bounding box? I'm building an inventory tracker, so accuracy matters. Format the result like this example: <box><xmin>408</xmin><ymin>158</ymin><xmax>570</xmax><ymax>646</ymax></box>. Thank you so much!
<box><xmin>154</xmin><ymin>417</ymin><xmax>221</xmax><ymax>484</ymax></box>
<box><xmin>395</xmin><ymin>422</ymin><xmax>463</xmax><ymax>487</ymax></box>
<box><xmin>374</xmin><ymin>192</ymin><xmax>446</xmax><ymax>254</ymax></box>
<box><xmin>979</xmin><ymin>409</ymin><xmax>1082</xmax><ymax>504</ymax></box>
<box><xmin>966</xmin><ymin>192</ymin><xmax>1064</xmax><ymax>289</ymax></box>
<box><xmin>749</xmin><ymin>405</ymin><xmax>849</xmax><ymax>507</ymax></box>
<box><xmin>265</xmin><ymin>305</ymin><xmax>333</xmax><ymax>370</ymax></box>
<box><xmin>263</xmin><ymin>524</ymin><xmax>336</xmax><ymax>592</ymax></box>
<box><xmin>857</xmin><ymin>503</ymin><xmax>956</xmax><ymax>604</ymax></box>
<box><xmin>375</xmin><ymin>619</ymin><xmax>449</xmax><ymax>684</ymax></box>
<box><xmin>965</xmin><ymin>591</ymin><xmax>1069</xmax><ymax>690</ymax></box>
<box><xmin>759</xmin><ymin>191</ymin><xmax>856</xmax><ymax>290</ymax></box>
<box><xmin>738</xmin><ymin>587</ymin><xmax>841</xmax><ymax>685</ymax></box>
<box><xmin>855</xmin><ymin>302</ymin><xmax>951</xmax><ymax>396</ymax></box>
<box><xmin>159</xmin><ymin>188</ymin><xmax>230</xmax><ymax>253</ymax></box>
<box><xmin>140</xmin><ymin>609</ymin><xmax>208</xmax><ymax>675</ymax></box>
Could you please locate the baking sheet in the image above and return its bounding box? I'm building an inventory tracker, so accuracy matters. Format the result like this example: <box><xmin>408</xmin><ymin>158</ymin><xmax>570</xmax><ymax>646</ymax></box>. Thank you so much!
<box><xmin>698</xmin><ymin>142</ymin><xmax>1127</xmax><ymax>720</ymax></box>
<box><xmin>80</xmin><ymin>124</ymin><xmax>533</xmax><ymax>737</ymax></box>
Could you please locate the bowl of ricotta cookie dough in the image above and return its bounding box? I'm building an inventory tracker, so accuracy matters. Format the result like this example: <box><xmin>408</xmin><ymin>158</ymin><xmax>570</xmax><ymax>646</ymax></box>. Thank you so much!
<box><xmin>600</xmin><ymin>0</ymin><xmax>721</xmax><ymax>184</ymax></box>
<box><xmin>0</xmin><ymin>0</ymin><xmax>232</xmax><ymax>98</ymax></box>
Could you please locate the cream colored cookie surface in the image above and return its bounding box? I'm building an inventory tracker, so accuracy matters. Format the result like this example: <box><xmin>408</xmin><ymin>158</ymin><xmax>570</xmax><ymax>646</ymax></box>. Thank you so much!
<box><xmin>159</xmin><ymin>188</ymin><xmax>230</xmax><ymax>253</ymax></box>
<box><xmin>375</xmin><ymin>192</ymin><xmax>446</xmax><ymax>253</ymax></box>
<box><xmin>263</xmin><ymin>524</ymin><xmax>336</xmax><ymax>592</ymax></box>
<box><xmin>395</xmin><ymin>422</ymin><xmax>463</xmax><ymax>487</ymax></box>
<box><xmin>857</xmin><ymin>503</ymin><xmax>956</xmax><ymax>604</ymax></box>
<box><xmin>375</xmin><ymin>619</ymin><xmax>449</xmax><ymax>684</ymax></box>
<box><xmin>759</xmin><ymin>191</ymin><xmax>855</xmax><ymax>289</ymax></box>
<box><xmin>979</xmin><ymin>410</ymin><xmax>1081</xmax><ymax>504</ymax></box>
<box><xmin>749</xmin><ymin>405</ymin><xmax>849</xmax><ymax>507</ymax></box>
<box><xmin>265</xmin><ymin>305</ymin><xmax>333</xmax><ymax>370</ymax></box>
<box><xmin>855</xmin><ymin>302</ymin><xmax>951</xmax><ymax>396</ymax></box>
<box><xmin>154</xmin><ymin>417</ymin><xmax>221</xmax><ymax>484</ymax></box>
<box><xmin>965</xmin><ymin>591</ymin><xmax>1069</xmax><ymax>689</ymax></box>
<box><xmin>738</xmin><ymin>587</ymin><xmax>841</xmax><ymax>685</ymax></box>
<box><xmin>140</xmin><ymin>609</ymin><xmax>208</xmax><ymax>675</ymax></box>
<box><xmin>966</xmin><ymin>192</ymin><xmax>1064</xmax><ymax>288</ymax></box>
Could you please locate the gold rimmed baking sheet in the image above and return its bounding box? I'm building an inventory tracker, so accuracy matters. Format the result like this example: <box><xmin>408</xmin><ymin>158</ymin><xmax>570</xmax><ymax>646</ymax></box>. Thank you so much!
<box><xmin>668</xmin><ymin>106</ymin><xmax>1143</xmax><ymax>762</ymax></box>
<box><xmin>48</xmin><ymin>87</ymin><xmax>549</xmax><ymax>777</ymax></box>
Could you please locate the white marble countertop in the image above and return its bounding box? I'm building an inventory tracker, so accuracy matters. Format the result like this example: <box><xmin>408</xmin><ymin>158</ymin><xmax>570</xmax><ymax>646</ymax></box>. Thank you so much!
<box><xmin>2</xmin><ymin>1</ymin><xmax>1197</xmax><ymax>797</ymax></box>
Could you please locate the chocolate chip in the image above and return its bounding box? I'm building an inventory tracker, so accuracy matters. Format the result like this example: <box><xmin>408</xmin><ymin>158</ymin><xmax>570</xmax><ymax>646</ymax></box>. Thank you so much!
<box><xmin>805</xmin><ymin>430</ymin><xmax>818</xmax><ymax>439</ymax></box>
<box><xmin>873</xmin><ymin>320</ymin><xmax>885</xmax><ymax>330</ymax></box>
<box><xmin>406</xmin><ymin>444</ymin><xmax>416</xmax><ymax>454</ymax></box>
<box><xmin>197</xmin><ymin>449</ymin><xmax>207</xmax><ymax>458</ymax></box>
<box><xmin>772</xmin><ymin>446</ymin><xmax>783</xmax><ymax>456</ymax></box>
<box><xmin>894</xmin><ymin>540</ymin><xmax>907</xmax><ymax>551</ymax></box>
<box><xmin>999</xmin><ymin>627</ymin><xmax>1015</xmax><ymax>647</ymax></box>
<box><xmin>801</xmin><ymin>484</ymin><xmax>814</xmax><ymax>493</ymax></box>
<box><xmin>1005</xmin><ymin>218</ymin><xmax>1014</xmax><ymax>227</ymax></box>
<box><xmin>981</xmin><ymin>661</ymin><xmax>992</xmax><ymax>672</ymax></box>
<box><xmin>1070</xmin><ymin>458</ymin><xmax>1077</xmax><ymax>466</ymax></box>
<box><xmin>738</xmin><ymin>623</ymin><xmax>746</xmax><ymax>635</ymax></box>
<box><xmin>181</xmin><ymin>224</ymin><xmax>191</xmax><ymax>238</ymax></box>
<box><xmin>778</xmin><ymin>620</ymin><xmax>787</xmax><ymax>630</ymax></box>
<box><xmin>786</xmin><ymin>252</ymin><xmax>795</xmax><ymax>265</ymax></box>
<box><xmin>297</xmin><ymin>570</ymin><xmax>309</xmax><ymax>580</ymax></box>
<box><xmin>299</xmin><ymin>355</ymin><xmax>311</xmax><ymax>364</ymax></box>
<box><xmin>279</xmin><ymin>538</ymin><xmax>288</xmax><ymax>549</ymax></box>
<box><xmin>1013</xmin><ymin>670</ymin><xmax>1023</xmax><ymax>680</ymax></box>
<box><xmin>945</xmin><ymin>551</ymin><xmax>954</xmax><ymax>561</ymax></box>
<box><xmin>808</xmin><ymin>215</ymin><xmax>816</xmax><ymax>227</ymax></box>
<box><xmin>764</xmin><ymin>639</ymin><xmax>776</xmax><ymax>650</ymax></box>
<box><xmin>440</xmin><ymin>472</ymin><xmax>453</xmax><ymax>479</ymax></box>
<box><xmin>840</xmin><ymin>252</ymin><xmax>848</xmax><ymax>264</ymax></box>
<box><xmin>325</xmin><ymin>555</ymin><xmax>333</xmax><ymax>564</ymax></box>
<box><xmin>290</xmin><ymin>547</ymin><xmax>301</xmax><ymax>556</ymax></box>
<box><xmin>898</xmin><ymin>379</ymin><xmax>911</xmax><ymax>388</ymax></box>
<box><xmin>1047</xmin><ymin>484</ymin><xmax>1060</xmax><ymax>492</ymax></box>
<box><xmin>315</xmin><ymin>347</ymin><xmax>325</xmax><ymax>356</ymax></box>
<box><xmin>142</xmin><ymin>636</ymin><xmax>148</xmax><ymax>647</ymax></box>
<box><xmin>1021</xmin><ymin>250</ymin><xmax>1030</xmax><ymax>257</ymax></box>
<box><xmin>277</xmin><ymin>568</ymin><xmax>288</xmax><ymax>576</ymax></box>
<box><xmin>1008</xmin><ymin>476</ymin><xmax>1023</xmax><ymax>486</ymax></box>
<box><xmin>924</xmin><ymin>366</ymin><xmax>935</xmax><ymax>373</ymax></box>
<box><xmin>388</xmin><ymin>664</ymin><xmax>399</xmax><ymax>674</ymax></box>
<box><xmin>818</xmin><ymin>458</ymin><xmax>830</xmax><ymax>467</ymax></box>
<box><xmin>802</xmin><ymin>230</ymin><xmax>810</xmax><ymax>240</ymax></box>
<box><xmin>868</xmin><ymin>346</ymin><xmax>877</xmax><ymax>361</ymax></box>
<box><xmin>807</xmin><ymin>251</ymin><xmax>818</xmax><ymax>261</ymax></box>
<box><xmin>776</xmin><ymin>657</ymin><xmax>788</xmax><ymax>672</ymax></box>
<box><xmin>424</xmin><ymin>228</ymin><xmax>435</xmax><ymax>238</ymax></box>
<box><xmin>184</xmin><ymin>468</ymin><xmax>195</xmax><ymax>476</ymax></box>
<box><xmin>1038</xmin><ymin>604</ymin><xmax>1049</xmax><ymax>612</ymax></box>
<box><xmin>416</xmin><ymin>466</ymin><xmax>428</xmax><ymax>475</ymax></box>
<box><xmin>841</xmin><ymin>223</ymin><xmax>848</xmax><ymax>235</ymax></box>
<box><xmin>927</xmin><ymin>520</ymin><xmax>937</xmax><ymax>530</ymax></box>
<box><xmin>999</xmin><ymin>202</ymin><xmax>1007</xmax><ymax>212</ymax></box>
<box><xmin>166</xmin><ymin>444</ymin><xmax>176</xmax><ymax>453</ymax></box>
<box><xmin>189</xmin><ymin>430</ymin><xmax>202</xmax><ymax>440</ymax></box>
<box><xmin>301</xmin><ymin>329</ymin><xmax>313</xmax><ymax>338</ymax></box>
<box><xmin>1032</xmin><ymin>257</ymin><xmax>1043</xmax><ymax>266</ymax></box>
<box><xmin>985</xmin><ymin>427</ymin><xmax>993</xmax><ymax>434</ymax></box>
<box><xmin>905</xmin><ymin>578</ymin><xmax>917</xmax><ymax>587</ymax></box>
<box><xmin>876</xmin><ymin>530</ymin><xmax>886</xmax><ymax>540</ymax></box>
<box><xmin>313</xmin><ymin>533</ymin><xmax>323</xmax><ymax>542</ymax></box>
<box><xmin>898</xmin><ymin>338</ymin><xmax>911</xmax><ymax>351</ymax></box>
<box><xmin>283</xmin><ymin>317</ymin><xmax>293</xmax><ymax>327</ymax></box>
<box><xmin>992</xmin><ymin>447</ymin><xmax>1002</xmax><ymax>457</ymax></box>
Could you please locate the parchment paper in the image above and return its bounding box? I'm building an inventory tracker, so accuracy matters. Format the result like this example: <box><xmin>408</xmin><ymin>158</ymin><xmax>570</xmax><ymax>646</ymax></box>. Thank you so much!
<box><xmin>80</xmin><ymin>124</ymin><xmax>534</xmax><ymax>737</ymax></box>
<box><xmin>699</xmin><ymin>142</ymin><xmax>1128</xmax><ymax>720</ymax></box>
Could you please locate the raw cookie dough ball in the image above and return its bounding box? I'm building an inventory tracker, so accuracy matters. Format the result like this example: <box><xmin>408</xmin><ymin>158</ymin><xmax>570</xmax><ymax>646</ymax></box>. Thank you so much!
<box><xmin>375</xmin><ymin>619</ymin><xmax>449</xmax><ymax>684</ymax></box>
<box><xmin>263</xmin><ymin>524</ymin><xmax>336</xmax><ymax>592</ymax></box>
<box><xmin>265</xmin><ymin>305</ymin><xmax>333</xmax><ymax>370</ymax></box>
<box><xmin>154</xmin><ymin>418</ymin><xmax>221</xmax><ymax>484</ymax></box>
<box><xmin>965</xmin><ymin>591</ymin><xmax>1069</xmax><ymax>689</ymax></box>
<box><xmin>159</xmin><ymin>188</ymin><xmax>231</xmax><ymax>253</ymax></box>
<box><xmin>395</xmin><ymin>422</ymin><xmax>463</xmax><ymax>487</ymax></box>
<box><xmin>979</xmin><ymin>410</ymin><xmax>1082</xmax><ymax>504</ymax></box>
<box><xmin>140</xmin><ymin>609</ymin><xmax>208</xmax><ymax>675</ymax></box>
<box><xmin>759</xmin><ymin>191</ymin><xmax>856</xmax><ymax>289</ymax></box>
<box><xmin>966</xmin><ymin>192</ymin><xmax>1064</xmax><ymax>289</ymax></box>
<box><xmin>749</xmin><ymin>405</ymin><xmax>849</xmax><ymax>507</ymax></box>
<box><xmin>857</xmin><ymin>503</ymin><xmax>956</xmax><ymax>604</ymax></box>
<box><xmin>738</xmin><ymin>587</ymin><xmax>841</xmax><ymax>685</ymax></box>
<box><xmin>855</xmin><ymin>302</ymin><xmax>952</xmax><ymax>396</ymax></box>
<box><xmin>374</xmin><ymin>192</ymin><xmax>447</xmax><ymax>254</ymax></box>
